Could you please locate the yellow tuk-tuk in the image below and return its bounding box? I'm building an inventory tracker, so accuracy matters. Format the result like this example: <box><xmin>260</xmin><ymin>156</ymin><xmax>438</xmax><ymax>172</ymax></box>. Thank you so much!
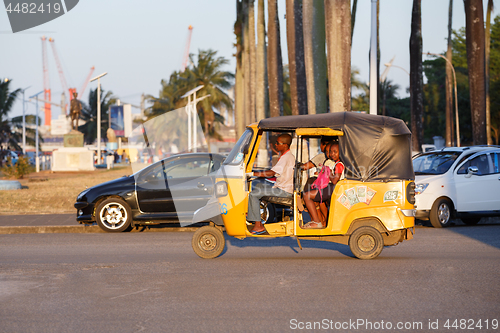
<box><xmin>192</xmin><ymin>112</ymin><xmax>415</xmax><ymax>259</ymax></box>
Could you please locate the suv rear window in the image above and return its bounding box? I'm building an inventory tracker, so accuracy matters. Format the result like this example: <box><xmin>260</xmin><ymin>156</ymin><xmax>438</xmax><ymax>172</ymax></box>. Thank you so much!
<box><xmin>413</xmin><ymin>152</ymin><xmax>461</xmax><ymax>175</ymax></box>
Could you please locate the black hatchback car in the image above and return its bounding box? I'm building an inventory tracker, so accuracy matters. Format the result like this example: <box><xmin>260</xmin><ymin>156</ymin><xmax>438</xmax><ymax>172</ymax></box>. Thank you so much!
<box><xmin>75</xmin><ymin>153</ymin><xmax>225</xmax><ymax>232</ymax></box>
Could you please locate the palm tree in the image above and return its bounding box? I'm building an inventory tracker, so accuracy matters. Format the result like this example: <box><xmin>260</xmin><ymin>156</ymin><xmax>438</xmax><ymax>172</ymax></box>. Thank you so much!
<box><xmin>145</xmin><ymin>71</ymin><xmax>191</xmax><ymax>119</ymax></box>
<box><xmin>325</xmin><ymin>0</ymin><xmax>351</xmax><ymax>113</ymax></box>
<box><xmin>78</xmin><ymin>87</ymin><xmax>116</xmax><ymax>144</ymax></box>
<box><xmin>464</xmin><ymin>0</ymin><xmax>487</xmax><ymax>145</ymax></box>
<box><xmin>185</xmin><ymin>49</ymin><xmax>234</xmax><ymax>147</ymax></box>
<box><xmin>445</xmin><ymin>0</ymin><xmax>454</xmax><ymax>146</ymax></box>
<box><xmin>410</xmin><ymin>0</ymin><xmax>424</xmax><ymax>152</ymax></box>
<box><xmin>256</xmin><ymin>0</ymin><xmax>268</xmax><ymax>122</ymax></box>
<box><xmin>234</xmin><ymin>0</ymin><xmax>246</xmax><ymax>137</ymax></box>
<box><xmin>0</xmin><ymin>79</ymin><xmax>41</xmax><ymax>163</ymax></box>
<box><xmin>303</xmin><ymin>0</ymin><xmax>327</xmax><ymax>115</ymax></box>
<box><xmin>286</xmin><ymin>0</ymin><xmax>308</xmax><ymax>115</ymax></box>
<box><xmin>485</xmin><ymin>0</ymin><xmax>494</xmax><ymax>145</ymax></box>
<box><xmin>267</xmin><ymin>0</ymin><xmax>284</xmax><ymax>117</ymax></box>
<box><xmin>0</xmin><ymin>79</ymin><xmax>21</xmax><ymax>162</ymax></box>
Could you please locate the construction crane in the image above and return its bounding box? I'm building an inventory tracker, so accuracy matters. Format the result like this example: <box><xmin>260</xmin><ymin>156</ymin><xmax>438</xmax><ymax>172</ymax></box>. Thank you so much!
<box><xmin>41</xmin><ymin>36</ymin><xmax>51</xmax><ymax>126</ymax></box>
<box><xmin>49</xmin><ymin>38</ymin><xmax>74</xmax><ymax>115</ymax></box>
<box><xmin>181</xmin><ymin>25</ymin><xmax>193</xmax><ymax>71</ymax></box>
<box><xmin>77</xmin><ymin>66</ymin><xmax>95</xmax><ymax>100</ymax></box>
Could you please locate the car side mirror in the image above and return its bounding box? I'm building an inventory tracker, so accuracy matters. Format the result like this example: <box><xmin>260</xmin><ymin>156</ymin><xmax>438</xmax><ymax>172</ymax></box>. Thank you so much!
<box><xmin>465</xmin><ymin>166</ymin><xmax>478</xmax><ymax>178</ymax></box>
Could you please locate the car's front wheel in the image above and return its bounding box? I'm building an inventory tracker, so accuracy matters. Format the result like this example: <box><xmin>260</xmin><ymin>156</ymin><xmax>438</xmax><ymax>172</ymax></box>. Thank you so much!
<box><xmin>430</xmin><ymin>198</ymin><xmax>453</xmax><ymax>228</ymax></box>
<box><xmin>96</xmin><ymin>198</ymin><xmax>132</xmax><ymax>232</ymax></box>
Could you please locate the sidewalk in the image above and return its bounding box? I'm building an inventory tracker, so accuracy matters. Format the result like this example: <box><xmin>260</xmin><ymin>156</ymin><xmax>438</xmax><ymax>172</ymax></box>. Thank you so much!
<box><xmin>0</xmin><ymin>214</ymin><xmax>198</xmax><ymax>234</ymax></box>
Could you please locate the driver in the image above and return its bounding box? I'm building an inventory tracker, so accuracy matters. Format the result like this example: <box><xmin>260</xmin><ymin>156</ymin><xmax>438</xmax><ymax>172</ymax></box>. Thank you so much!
<box><xmin>247</xmin><ymin>134</ymin><xmax>295</xmax><ymax>235</ymax></box>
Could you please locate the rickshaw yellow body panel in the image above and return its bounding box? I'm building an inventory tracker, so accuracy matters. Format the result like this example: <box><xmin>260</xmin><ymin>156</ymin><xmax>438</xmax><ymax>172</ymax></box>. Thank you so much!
<box><xmin>295</xmin><ymin>128</ymin><xmax>344</xmax><ymax>137</ymax></box>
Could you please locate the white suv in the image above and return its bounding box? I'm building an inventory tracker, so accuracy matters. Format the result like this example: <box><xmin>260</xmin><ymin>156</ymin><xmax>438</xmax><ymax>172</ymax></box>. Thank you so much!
<box><xmin>413</xmin><ymin>146</ymin><xmax>500</xmax><ymax>227</ymax></box>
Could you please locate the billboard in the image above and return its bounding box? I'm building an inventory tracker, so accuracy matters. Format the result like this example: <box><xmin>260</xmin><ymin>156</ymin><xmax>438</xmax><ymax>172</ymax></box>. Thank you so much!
<box><xmin>109</xmin><ymin>104</ymin><xmax>132</xmax><ymax>137</ymax></box>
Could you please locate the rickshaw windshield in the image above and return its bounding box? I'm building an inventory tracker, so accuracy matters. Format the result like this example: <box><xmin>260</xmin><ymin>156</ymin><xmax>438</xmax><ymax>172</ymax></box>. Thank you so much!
<box><xmin>223</xmin><ymin>129</ymin><xmax>254</xmax><ymax>165</ymax></box>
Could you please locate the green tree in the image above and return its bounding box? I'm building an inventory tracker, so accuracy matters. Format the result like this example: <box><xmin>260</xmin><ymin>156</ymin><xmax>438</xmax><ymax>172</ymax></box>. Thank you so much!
<box><xmin>146</xmin><ymin>71</ymin><xmax>190</xmax><ymax>119</ymax></box>
<box><xmin>78</xmin><ymin>87</ymin><xmax>116</xmax><ymax>144</ymax></box>
<box><xmin>186</xmin><ymin>50</ymin><xmax>234</xmax><ymax>143</ymax></box>
<box><xmin>0</xmin><ymin>79</ymin><xmax>40</xmax><ymax>164</ymax></box>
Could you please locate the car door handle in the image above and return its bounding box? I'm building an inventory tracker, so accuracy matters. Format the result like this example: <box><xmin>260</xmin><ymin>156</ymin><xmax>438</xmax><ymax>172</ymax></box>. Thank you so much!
<box><xmin>197</xmin><ymin>182</ymin><xmax>205</xmax><ymax>188</ymax></box>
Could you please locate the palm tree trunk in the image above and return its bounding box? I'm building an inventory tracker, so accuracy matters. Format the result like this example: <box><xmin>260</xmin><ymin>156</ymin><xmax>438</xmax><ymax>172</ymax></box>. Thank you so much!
<box><xmin>235</xmin><ymin>0</ymin><xmax>246</xmax><ymax>138</ymax></box>
<box><xmin>286</xmin><ymin>0</ymin><xmax>308</xmax><ymax>115</ymax></box>
<box><xmin>303</xmin><ymin>0</ymin><xmax>327</xmax><ymax>115</ymax></box>
<box><xmin>256</xmin><ymin>0</ymin><xmax>267</xmax><ymax>122</ymax></box>
<box><xmin>485</xmin><ymin>0</ymin><xmax>494</xmax><ymax>145</ymax></box>
<box><xmin>445</xmin><ymin>0</ymin><xmax>454</xmax><ymax>146</ymax></box>
<box><xmin>267</xmin><ymin>0</ymin><xmax>284</xmax><ymax>117</ymax></box>
<box><xmin>248</xmin><ymin>0</ymin><xmax>257</xmax><ymax>124</ymax></box>
<box><xmin>410</xmin><ymin>0</ymin><xmax>424</xmax><ymax>152</ymax></box>
<box><xmin>377</xmin><ymin>0</ymin><xmax>381</xmax><ymax>115</ymax></box>
<box><xmin>325</xmin><ymin>0</ymin><xmax>351</xmax><ymax>113</ymax></box>
<box><xmin>351</xmin><ymin>0</ymin><xmax>358</xmax><ymax>44</ymax></box>
<box><xmin>464</xmin><ymin>0</ymin><xmax>487</xmax><ymax>145</ymax></box>
<box><xmin>243</xmin><ymin>0</ymin><xmax>251</xmax><ymax>126</ymax></box>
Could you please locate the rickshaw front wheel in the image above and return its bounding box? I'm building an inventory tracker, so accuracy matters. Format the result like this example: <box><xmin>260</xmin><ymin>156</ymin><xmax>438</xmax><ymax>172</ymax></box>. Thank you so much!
<box><xmin>192</xmin><ymin>226</ymin><xmax>225</xmax><ymax>259</ymax></box>
<box><xmin>349</xmin><ymin>226</ymin><xmax>384</xmax><ymax>260</ymax></box>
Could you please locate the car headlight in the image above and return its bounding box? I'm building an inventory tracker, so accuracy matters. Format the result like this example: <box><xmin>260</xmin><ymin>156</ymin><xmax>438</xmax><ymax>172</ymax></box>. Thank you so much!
<box><xmin>77</xmin><ymin>188</ymin><xmax>90</xmax><ymax>201</ymax></box>
<box><xmin>215</xmin><ymin>181</ymin><xmax>228</xmax><ymax>197</ymax></box>
<box><xmin>414</xmin><ymin>183</ymin><xmax>429</xmax><ymax>195</ymax></box>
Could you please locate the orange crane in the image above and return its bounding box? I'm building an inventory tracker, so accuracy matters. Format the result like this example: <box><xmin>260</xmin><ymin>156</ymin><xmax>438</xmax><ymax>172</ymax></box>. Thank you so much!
<box><xmin>77</xmin><ymin>66</ymin><xmax>95</xmax><ymax>100</ymax></box>
<box><xmin>45</xmin><ymin>38</ymin><xmax>95</xmax><ymax>117</ymax></box>
<box><xmin>49</xmin><ymin>38</ymin><xmax>72</xmax><ymax>115</ymax></box>
<box><xmin>41</xmin><ymin>36</ymin><xmax>51</xmax><ymax>126</ymax></box>
<box><xmin>181</xmin><ymin>25</ymin><xmax>193</xmax><ymax>71</ymax></box>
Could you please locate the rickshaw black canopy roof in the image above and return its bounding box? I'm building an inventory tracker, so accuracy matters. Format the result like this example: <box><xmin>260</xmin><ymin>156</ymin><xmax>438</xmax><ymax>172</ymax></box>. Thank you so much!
<box><xmin>258</xmin><ymin>112</ymin><xmax>414</xmax><ymax>181</ymax></box>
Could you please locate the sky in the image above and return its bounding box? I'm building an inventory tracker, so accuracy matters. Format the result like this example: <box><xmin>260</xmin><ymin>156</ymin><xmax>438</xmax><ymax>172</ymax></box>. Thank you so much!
<box><xmin>1</xmin><ymin>0</ymin><xmax>498</xmax><ymax>123</ymax></box>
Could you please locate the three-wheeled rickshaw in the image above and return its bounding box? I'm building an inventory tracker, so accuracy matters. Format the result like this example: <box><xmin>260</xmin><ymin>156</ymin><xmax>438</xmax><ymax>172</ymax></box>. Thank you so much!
<box><xmin>192</xmin><ymin>112</ymin><xmax>416</xmax><ymax>259</ymax></box>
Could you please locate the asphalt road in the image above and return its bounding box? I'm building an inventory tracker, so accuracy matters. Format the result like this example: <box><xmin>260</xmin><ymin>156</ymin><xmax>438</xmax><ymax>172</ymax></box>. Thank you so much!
<box><xmin>1</xmin><ymin>225</ymin><xmax>499</xmax><ymax>333</ymax></box>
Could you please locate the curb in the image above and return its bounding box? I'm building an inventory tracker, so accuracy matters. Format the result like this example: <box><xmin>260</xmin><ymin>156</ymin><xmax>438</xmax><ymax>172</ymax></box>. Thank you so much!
<box><xmin>0</xmin><ymin>225</ymin><xmax>201</xmax><ymax>235</ymax></box>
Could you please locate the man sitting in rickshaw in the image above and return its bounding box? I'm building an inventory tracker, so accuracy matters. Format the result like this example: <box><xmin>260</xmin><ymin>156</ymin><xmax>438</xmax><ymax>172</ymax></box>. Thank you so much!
<box><xmin>247</xmin><ymin>134</ymin><xmax>295</xmax><ymax>235</ymax></box>
<box><xmin>302</xmin><ymin>142</ymin><xmax>344</xmax><ymax>229</ymax></box>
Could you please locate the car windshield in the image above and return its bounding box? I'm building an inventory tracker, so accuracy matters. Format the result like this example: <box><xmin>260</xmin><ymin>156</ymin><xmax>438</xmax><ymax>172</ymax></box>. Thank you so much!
<box><xmin>223</xmin><ymin>129</ymin><xmax>253</xmax><ymax>165</ymax></box>
<box><xmin>413</xmin><ymin>152</ymin><xmax>461</xmax><ymax>175</ymax></box>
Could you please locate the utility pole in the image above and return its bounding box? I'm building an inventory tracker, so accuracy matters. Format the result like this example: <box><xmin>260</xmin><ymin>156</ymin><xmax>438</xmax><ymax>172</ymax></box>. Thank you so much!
<box><xmin>90</xmin><ymin>72</ymin><xmax>108</xmax><ymax>164</ymax></box>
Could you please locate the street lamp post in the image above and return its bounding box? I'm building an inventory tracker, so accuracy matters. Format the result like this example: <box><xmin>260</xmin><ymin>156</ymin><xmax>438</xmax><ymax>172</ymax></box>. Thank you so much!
<box><xmin>90</xmin><ymin>72</ymin><xmax>108</xmax><ymax>164</ymax></box>
<box><xmin>181</xmin><ymin>86</ymin><xmax>210</xmax><ymax>152</ymax></box>
<box><xmin>20</xmin><ymin>86</ymin><xmax>31</xmax><ymax>154</ymax></box>
<box><xmin>29</xmin><ymin>90</ymin><xmax>44</xmax><ymax>172</ymax></box>
<box><xmin>425</xmin><ymin>52</ymin><xmax>460</xmax><ymax>147</ymax></box>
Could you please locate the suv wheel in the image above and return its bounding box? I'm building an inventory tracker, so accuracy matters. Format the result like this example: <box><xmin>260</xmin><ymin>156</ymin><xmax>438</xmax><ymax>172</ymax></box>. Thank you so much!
<box><xmin>430</xmin><ymin>198</ymin><xmax>453</xmax><ymax>228</ymax></box>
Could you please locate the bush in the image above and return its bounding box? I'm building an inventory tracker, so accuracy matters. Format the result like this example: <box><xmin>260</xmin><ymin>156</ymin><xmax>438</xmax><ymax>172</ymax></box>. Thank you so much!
<box><xmin>1</xmin><ymin>156</ymin><xmax>34</xmax><ymax>179</ymax></box>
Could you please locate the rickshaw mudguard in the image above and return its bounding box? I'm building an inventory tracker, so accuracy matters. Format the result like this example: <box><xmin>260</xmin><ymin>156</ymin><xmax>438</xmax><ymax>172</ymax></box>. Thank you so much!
<box><xmin>192</xmin><ymin>197</ymin><xmax>224</xmax><ymax>226</ymax></box>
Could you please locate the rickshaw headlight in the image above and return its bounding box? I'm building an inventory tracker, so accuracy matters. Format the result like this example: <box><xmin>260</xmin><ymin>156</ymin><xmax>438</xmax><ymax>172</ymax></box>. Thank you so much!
<box><xmin>414</xmin><ymin>183</ymin><xmax>428</xmax><ymax>195</ymax></box>
<box><xmin>215</xmin><ymin>181</ymin><xmax>228</xmax><ymax>197</ymax></box>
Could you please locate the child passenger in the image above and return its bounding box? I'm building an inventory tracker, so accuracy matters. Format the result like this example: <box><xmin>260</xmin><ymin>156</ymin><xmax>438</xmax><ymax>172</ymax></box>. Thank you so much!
<box><xmin>302</xmin><ymin>142</ymin><xmax>344</xmax><ymax>229</ymax></box>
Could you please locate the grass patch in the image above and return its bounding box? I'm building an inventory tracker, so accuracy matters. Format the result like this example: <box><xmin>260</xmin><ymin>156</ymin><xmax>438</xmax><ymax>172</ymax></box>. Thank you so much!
<box><xmin>0</xmin><ymin>166</ymin><xmax>134</xmax><ymax>215</ymax></box>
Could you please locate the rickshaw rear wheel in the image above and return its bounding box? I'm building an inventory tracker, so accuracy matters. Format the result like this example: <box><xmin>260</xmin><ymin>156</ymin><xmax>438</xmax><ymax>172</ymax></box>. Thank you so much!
<box><xmin>349</xmin><ymin>226</ymin><xmax>384</xmax><ymax>260</ymax></box>
<box><xmin>192</xmin><ymin>226</ymin><xmax>225</xmax><ymax>259</ymax></box>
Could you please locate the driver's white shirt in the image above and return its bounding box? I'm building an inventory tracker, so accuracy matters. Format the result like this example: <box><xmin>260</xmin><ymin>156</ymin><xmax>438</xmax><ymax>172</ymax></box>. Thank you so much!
<box><xmin>271</xmin><ymin>150</ymin><xmax>295</xmax><ymax>194</ymax></box>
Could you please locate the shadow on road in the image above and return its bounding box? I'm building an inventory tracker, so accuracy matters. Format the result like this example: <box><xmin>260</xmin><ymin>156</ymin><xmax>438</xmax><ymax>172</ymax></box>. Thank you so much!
<box><xmin>225</xmin><ymin>235</ymin><xmax>353</xmax><ymax>257</ymax></box>
<box><xmin>418</xmin><ymin>217</ymin><xmax>500</xmax><ymax>250</ymax></box>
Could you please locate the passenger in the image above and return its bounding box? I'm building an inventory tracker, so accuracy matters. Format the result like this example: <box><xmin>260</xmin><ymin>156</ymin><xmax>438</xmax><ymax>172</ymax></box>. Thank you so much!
<box><xmin>247</xmin><ymin>134</ymin><xmax>295</xmax><ymax>235</ymax></box>
<box><xmin>300</xmin><ymin>136</ymin><xmax>333</xmax><ymax>174</ymax></box>
<box><xmin>302</xmin><ymin>142</ymin><xmax>344</xmax><ymax>229</ymax></box>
